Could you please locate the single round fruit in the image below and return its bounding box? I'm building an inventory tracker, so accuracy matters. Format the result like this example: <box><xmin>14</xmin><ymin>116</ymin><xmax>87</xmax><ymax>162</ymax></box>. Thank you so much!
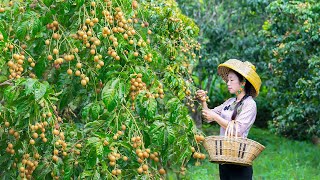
<box><xmin>81</xmin><ymin>79</ymin><xmax>87</xmax><ymax>86</ymax></box>
<box><xmin>30</xmin><ymin>139</ymin><xmax>35</xmax><ymax>145</ymax></box>
<box><xmin>52</xmin><ymin>155</ymin><xmax>58</xmax><ymax>162</ymax></box>
<box><xmin>137</xmin><ymin>167</ymin><xmax>143</xmax><ymax>174</ymax></box>
<box><xmin>53</xmin><ymin>129</ymin><xmax>59</xmax><ymax>135</ymax></box>
<box><xmin>76</xmin><ymin>143</ymin><xmax>82</xmax><ymax>148</ymax></box>
<box><xmin>122</xmin><ymin>156</ymin><xmax>128</xmax><ymax>161</ymax></box>
<box><xmin>67</xmin><ymin>69</ymin><xmax>73</xmax><ymax>75</ymax></box>
<box><xmin>159</xmin><ymin>168</ymin><xmax>166</xmax><ymax>175</ymax></box>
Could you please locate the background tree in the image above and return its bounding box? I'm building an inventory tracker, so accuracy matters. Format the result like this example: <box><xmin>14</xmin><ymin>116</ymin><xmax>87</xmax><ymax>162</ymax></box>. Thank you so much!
<box><xmin>261</xmin><ymin>0</ymin><xmax>320</xmax><ymax>140</ymax></box>
<box><xmin>177</xmin><ymin>0</ymin><xmax>273</xmax><ymax>128</ymax></box>
<box><xmin>177</xmin><ymin>0</ymin><xmax>320</xmax><ymax>140</ymax></box>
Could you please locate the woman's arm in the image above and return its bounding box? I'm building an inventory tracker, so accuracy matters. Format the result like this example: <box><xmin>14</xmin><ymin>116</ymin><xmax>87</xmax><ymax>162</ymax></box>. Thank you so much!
<box><xmin>201</xmin><ymin>100</ymin><xmax>209</xmax><ymax>110</ymax></box>
<box><xmin>201</xmin><ymin>109</ymin><xmax>228</xmax><ymax>129</ymax></box>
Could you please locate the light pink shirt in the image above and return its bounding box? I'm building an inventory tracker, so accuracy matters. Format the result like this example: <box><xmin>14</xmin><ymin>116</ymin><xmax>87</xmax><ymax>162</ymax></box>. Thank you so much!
<box><xmin>212</xmin><ymin>96</ymin><xmax>257</xmax><ymax>138</ymax></box>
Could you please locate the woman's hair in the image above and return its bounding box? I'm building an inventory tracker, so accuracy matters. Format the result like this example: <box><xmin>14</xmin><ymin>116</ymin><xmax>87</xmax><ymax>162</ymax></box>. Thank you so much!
<box><xmin>229</xmin><ymin>70</ymin><xmax>253</xmax><ymax>120</ymax></box>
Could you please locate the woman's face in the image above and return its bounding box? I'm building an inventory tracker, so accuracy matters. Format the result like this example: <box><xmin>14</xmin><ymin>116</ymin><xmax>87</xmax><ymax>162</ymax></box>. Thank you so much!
<box><xmin>227</xmin><ymin>71</ymin><xmax>242</xmax><ymax>94</ymax></box>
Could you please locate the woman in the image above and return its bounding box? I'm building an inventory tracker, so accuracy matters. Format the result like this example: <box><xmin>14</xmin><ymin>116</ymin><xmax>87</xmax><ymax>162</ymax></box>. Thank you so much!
<box><xmin>196</xmin><ymin>59</ymin><xmax>261</xmax><ymax>180</ymax></box>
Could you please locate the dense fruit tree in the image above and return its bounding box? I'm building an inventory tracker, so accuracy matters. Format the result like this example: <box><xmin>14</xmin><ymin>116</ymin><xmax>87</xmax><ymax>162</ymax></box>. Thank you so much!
<box><xmin>0</xmin><ymin>0</ymin><xmax>205</xmax><ymax>179</ymax></box>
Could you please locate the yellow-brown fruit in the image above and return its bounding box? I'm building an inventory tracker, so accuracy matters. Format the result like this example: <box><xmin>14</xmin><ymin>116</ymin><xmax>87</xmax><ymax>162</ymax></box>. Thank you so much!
<box><xmin>122</xmin><ymin>156</ymin><xmax>128</xmax><ymax>161</ymax></box>
<box><xmin>76</xmin><ymin>143</ymin><xmax>82</xmax><ymax>148</ymax></box>
<box><xmin>113</xmin><ymin>135</ymin><xmax>118</xmax><ymax>140</ymax></box>
<box><xmin>34</xmin><ymin>153</ymin><xmax>40</xmax><ymax>159</ymax></box>
<box><xmin>47</xmin><ymin>55</ymin><xmax>53</xmax><ymax>60</ymax></box>
<box><xmin>67</xmin><ymin>69</ymin><xmax>73</xmax><ymax>75</ymax></box>
<box><xmin>150</xmin><ymin>154</ymin><xmax>155</xmax><ymax>159</ymax></box>
<box><xmin>9</xmin><ymin>128</ymin><xmax>15</xmax><ymax>135</ymax></box>
<box><xmin>75</xmin><ymin>70</ymin><xmax>81</xmax><ymax>76</ymax></box>
<box><xmin>52</xmin><ymin>33</ymin><xmax>60</xmax><ymax>40</ymax></box>
<box><xmin>200</xmin><ymin>153</ymin><xmax>206</xmax><ymax>159</ymax></box>
<box><xmin>111</xmin><ymin>169</ymin><xmax>117</xmax><ymax>175</ymax></box>
<box><xmin>159</xmin><ymin>168</ymin><xmax>166</xmax><ymax>175</ymax></box>
<box><xmin>191</xmin><ymin>147</ymin><xmax>195</xmax><ymax>152</ymax></box>
<box><xmin>29</xmin><ymin>139</ymin><xmax>35</xmax><ymax>145</ymax></box>
<box><xmin>137</xmin><ymin>167</ymin><xmax>143</xmax><ymax>174</ymax></box>
<box><xmin>76</xmin><ymin>63</ymin><xmax>82</xmax><ymax>69</ymax></box>
<box><xmin>109</xmin><ymin>155</ymin><xmax>116</xmax><ymax>162</ymax></box>
<box><xmin>52</xmin><ymin>20</ymin><xmax>58</xmax><ymax>26</ymax></box>
<box><xmin>143</xmin><ymin>151</ymin><xmax>150</xmax><ymax>159</ymax></box>
<box><xmin>81</xmin><ymin>79</ymin><xmax>87</xmax><ymax>86</ymax></box>
<box><xmin>53</xmin><ymin>129</ymin><xmax>59</xmax><ymax>135</ymax></box>
<box><xmin>7</xmin><ymin>61</ymin><xmax>14</xmax><ymax>67</ymax></box>
<box><xmin>52</xmin><ymin>155</ymin><xmax>58</xmax><ymax>162</ymax></box>
<box><xmin>142</xmin><ymin>164</ymin><xmax>148</xmax><ymax>171</ymax></box>
<box><xmin>53</xmin><ymin>48</ymin><xmax>59</xmax><ymax>55</ymax></box>
<box><xmin>116</xmin><ymin>169</ymin><xmax>121</xmax><ymax>175</ymax></box>
<box><xmin>62</xmin><ymin>152</ymin><xmax>67</xmax><ymax>156</ymax></box>
<box><xmin>32</xmin><ymin>133</ymin><xmax>38</xmax><ymax>139</ymax></box>
<box><xmin>53</xmin><ymin>149</ymin><xmax>59</xmax><ymax>155</ymax></box>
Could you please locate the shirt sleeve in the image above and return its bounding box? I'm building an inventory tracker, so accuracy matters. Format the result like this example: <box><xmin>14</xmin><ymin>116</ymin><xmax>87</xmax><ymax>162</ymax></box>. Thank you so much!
<box><xmin>234</xmin><ymin>99</ymin><xmax>257</xmax><ymax>137</ymax></box>
<box><xmin>212</xmin><ymin>98</ymin><xmax>233</xmax><ymax>115</ymax></box>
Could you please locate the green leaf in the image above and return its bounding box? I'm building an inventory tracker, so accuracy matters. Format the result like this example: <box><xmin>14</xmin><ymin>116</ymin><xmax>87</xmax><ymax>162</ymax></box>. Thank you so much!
<box><xmin>4</xmin><ymin>86</ymin><xmax>19</xmax><ymax>103</ymax></box>
<box><xmin>32</xmin><ymin>18</ymin><xmax>42</xmax><ymax>36</ymax></box>
<box><xmin>96</xmin><ymin>142</ymin><xmax>103</xmax><ymax>156</ymax></box>
<box><xmin>0</xmin><ymin>75</ymin><xmax>7</xmax><ymax>83</ymax></box>
<box><xmin>81</xmin><ymin>103</ymin><xmax>91</xmax><ymax>120</ymax></box>
<box><xmin>94</xmin><ymin>170</ymin><xmax>101</xmax><ymax>179</ymax></box>
<box><xmin>16</xmin><ymin>22</ymin><xmax>28</xmax><ymax>40</ymax></box>
<box><xmin>34</xmin><ymin>164</ymin><xmax>51</xmax><ymax>178</ymax></box>
<box><xmin>63</xmin><ymin>164</ymin><xmax>72</xmax><ymax>180</ymax></box>
<box><xmin>76</xmin><ymin>0</ymin><xmax>85</xmax><ymax>7</ymax></box>
<box><xmin>24</xmin><ymin>78</ymin><xmax>37</xmax><ymax>95</ymax></box>
<box><xmin>34</xmin><ymin>82</ymin><xmax>48</xmax><ymax>101</ymax></box>
<box><xmin>81</xmin><ymin>170</ymin><xmax>93</xmax><ymax>178</ymax></box>
<box><xmin>146</xmin><ymin>98</ymin><xmax>157</xmax><ymax>120</ymax></box>
<box><xmin>87</xmin><ymin>137</ymin><xmax>100</xmax><ymax>145</ymax></box>
<box><xmin>43</xmin><ymin>0</ymin><xmax>53</xmax><ymax>7</ymax></box>
<box><xmin>90</xmin><ymin>103</ymin><xmax>101</xmax><ymax>120</ymax></box>
<box><xmin>102</xmin><ymin>79</ymin><xmax>120</xmax><ymax>112</ymax></box>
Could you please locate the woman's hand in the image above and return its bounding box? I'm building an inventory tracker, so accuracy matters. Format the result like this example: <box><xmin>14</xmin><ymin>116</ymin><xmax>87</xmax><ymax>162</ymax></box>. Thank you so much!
<box><xmin>196</xmin><ymin>90</ymin><xmax>207</xmax><ymax>102</ymax></box>
<box><xmin>201</xmin><ymin>109</ymin><xmax>218</xmax><ymax>122</ymax></box>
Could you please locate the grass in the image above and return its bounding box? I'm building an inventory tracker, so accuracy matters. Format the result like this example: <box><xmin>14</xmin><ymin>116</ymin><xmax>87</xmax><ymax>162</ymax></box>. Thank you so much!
<box><xmin>168</xmin><ymin>127</ymin><xmax>320</xmax><ymax>180</ymax></box>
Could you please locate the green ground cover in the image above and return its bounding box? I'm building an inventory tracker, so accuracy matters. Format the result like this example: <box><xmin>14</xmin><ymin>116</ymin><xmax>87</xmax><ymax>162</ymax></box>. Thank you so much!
<box><xmin>168</xmin><ymin>127</ymin><xmax>320</xmax><ymax>180</ymax></box>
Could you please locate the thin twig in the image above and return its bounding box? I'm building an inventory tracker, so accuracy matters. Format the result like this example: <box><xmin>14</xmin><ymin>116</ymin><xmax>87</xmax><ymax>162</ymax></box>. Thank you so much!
<box><xmin>0</xmin><ymin>80</ymin><xmax>13</xmax><ymax>86</ymax></box>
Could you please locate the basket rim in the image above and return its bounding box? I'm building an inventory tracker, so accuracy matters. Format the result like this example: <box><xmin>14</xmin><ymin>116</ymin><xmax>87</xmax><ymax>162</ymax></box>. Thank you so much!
<box><xmin>210</xmin><ymin>160</ymin><xmax>252</xmax><ymax>166</ymax></box>
<box><xmin>204</xmin><ymin>135</ymin><xmax>265</xmax><ymax>149</ymax></box>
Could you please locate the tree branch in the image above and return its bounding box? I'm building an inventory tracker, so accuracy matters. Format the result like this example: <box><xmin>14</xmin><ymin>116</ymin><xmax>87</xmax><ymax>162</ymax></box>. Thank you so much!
<box><xmin>0</xmin><ymin>80</ymin><xmax>13</xmax><ymax>87</ymax></box>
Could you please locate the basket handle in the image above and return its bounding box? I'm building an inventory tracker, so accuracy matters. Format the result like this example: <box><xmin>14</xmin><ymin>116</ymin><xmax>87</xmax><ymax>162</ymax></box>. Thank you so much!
<box><xmin>225</xmin><ymin>120</ymin><xmax>238</xmax><ymax>138</ymax></box>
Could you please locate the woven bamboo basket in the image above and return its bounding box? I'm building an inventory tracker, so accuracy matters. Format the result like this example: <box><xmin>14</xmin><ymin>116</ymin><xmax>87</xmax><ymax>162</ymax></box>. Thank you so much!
<box><xmin>203</xmin><ymin>120</ymin><xmax>265</xmax><ymax>166</ymax></box>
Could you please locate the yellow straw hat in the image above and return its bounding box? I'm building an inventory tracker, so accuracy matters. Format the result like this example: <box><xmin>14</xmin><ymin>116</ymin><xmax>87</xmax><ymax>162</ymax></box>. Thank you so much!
<box><xmin>217</xmin><ymin>59</ymin><xmax>262</xmax><ymax>97</ymax></box>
